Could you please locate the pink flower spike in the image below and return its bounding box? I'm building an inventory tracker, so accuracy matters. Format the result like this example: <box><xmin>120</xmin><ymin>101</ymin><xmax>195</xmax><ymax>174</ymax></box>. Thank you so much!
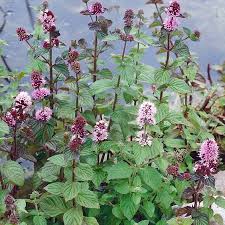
<box><xmin>35</xmin><ymin>107</ymin><xmax>52</xmax><ymax>121</ymax></box>
<box><xmin>89</xmin><ymin>2</ymin><xmax>105</xmax><ymax>15</ymax></box>
<box><xmin>16</xmin><ymin>27</ymin><xmax>30</xmax><ymax>41</ymax></box>
<box><xmin>39</xmin><ymin>9</ymin><xmax>56</xmax><ymax>32</ymax></box>
<box><xmin>199</xmin><ymin>139</ymin><xmax>219</xmax><ymax>165</ymax></box>
<box><xmin>3</xmin><ymin>112</ymin><xmax>16</xmax><ymax>127</ymax></box>
<box><xmin>31</xmin><ymin>71</ymin><xmax>45</xmax><ymax>88</ymax></box>
<box><xmin>15</xmin><ymin>91</ymin><xmax>32</xmax><ymax>112</ymax></box>
<box><xmin>32</xmin><ymin>88</ymin><xmax>50</xmax><ymax>101</ymax></box>
<box><xmin>93</xmin><ymin>119</ymin><xmax>108</xmax><ymax>143</ymax></box>
<box><xmin>166</xmin><ymin>0</ymin><xmax>181</xmax><ymax>17</ymax></box>
<box><xmin>135</xmin><ymin>130</ymin><xmax>152</xmax><ymax>146</ymax></box>
<box><xmin>163</xmin><ymin>16</ymin><xmax>179</xmax><ymax>32</ymax></box>
<box><xmin>137</xmin><ymin>101</ymin><xmax>157</xmax><ymax>128</ymax></box>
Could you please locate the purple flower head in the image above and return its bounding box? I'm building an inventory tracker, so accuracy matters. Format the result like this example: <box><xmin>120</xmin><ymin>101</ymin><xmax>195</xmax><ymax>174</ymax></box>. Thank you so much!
<box><xmin>93</xmin><ymin>119</ymin><xmax>108</xmax><ymax>143</ymax></box>
<box><xmin>166</xmin><ymin>0</ymin><xmax>181</xmax><ymax>17</ymax></box>
<box><xmin>39</xmin><ymin>9</ymin><xmax>56</xmax><ymax>32</ymax></box>
<box><xmin>35</xmin><ymin>107</ymin><xmax>52</xmax><ymax>122</ymax></box>
<box><xmin>123</xmin><ymin>9</ymin><xmax>134</xmax><ymax>27</ymax></box>
<box><xmin>16</xmin><ymin>27</ymin><xmax>30</xmax><ymax>41</ymax></box>
<box><xmin>167</xmin><ymin>164</ymin><xmax>179</xmax><ymax>177</ymax></box>
<box><xmin>199</xmin><ymin>139</ymin><xmax>219</xmax><ymax>165</ymax></box>
<box><xmin>32</xmin><ymin>88</ymin><xmax>50</xmax><ymax>101</ymax></box>
<box><xmin>69</xmin><ymin>135</ymin><xmax>84</xmax><ymax>152</ymax></box>
<box><xmin>89</xmin><ymin>2</ymin><xmax>105</xmax><ymax>15</ymax></box>
<box><xmin>31</xmin><ymin>71</ymin><xmax>45</xmax><ymax>88</ymax></box>
<box><xmin>71</xmin><ymin>61</ymin><xmax>81</xmax><ymax>73</ymax></box>
<box><xmin>68</xmin><ymin>50</ymin><xmax>80</xmax><ymax>64</ymax></box>
<box><xmin>194</xmin><ymin>161</ymin><xmax>217</xmax><ymax>177</ymax></box>
<box><xmin>71</xmin><ymin>115</ymin><xmax>87</xmax><ymax>139</ymax></box>
<box><xmin>3</xmin><ymin>111</ymin><xmax>16</xmax><ymax>127</ymax></box>
<box><xmin>163</xmin><ymin>16</ymin><xmax>179</xmax><ymax>31</ymax></box>
<box><xmin>15</xmin><ymin>91</ymin><xmax>32</xmax><ymax>112</ymax></box>
<box><xmin>120</xmin><ymin>33</ymin><xmax>134</xmax><ymax>42</ymax></box>
<box><xmin>137</xmin><ymin>101</ymin><xmax>157</xmax><ymax>128</ymax></box>
<box><xmin>135</xmin><ymin>131</ymin><xmax>152</xmax><ymax>146</ymax></box>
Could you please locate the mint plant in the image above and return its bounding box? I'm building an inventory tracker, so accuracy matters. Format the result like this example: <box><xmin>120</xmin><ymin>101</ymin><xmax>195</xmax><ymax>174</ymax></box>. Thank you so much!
<box><xmin>0</xmin><ymin>0</ymin><xmax>224</xmax><ymax>225</ymax></box>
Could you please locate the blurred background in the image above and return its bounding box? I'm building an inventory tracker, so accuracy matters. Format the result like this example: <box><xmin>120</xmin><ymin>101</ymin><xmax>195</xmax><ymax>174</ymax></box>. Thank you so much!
<box><xmin>0</xmin><ymin>0</ymin><xmax>225</xmax><ymax>77</ymax></box>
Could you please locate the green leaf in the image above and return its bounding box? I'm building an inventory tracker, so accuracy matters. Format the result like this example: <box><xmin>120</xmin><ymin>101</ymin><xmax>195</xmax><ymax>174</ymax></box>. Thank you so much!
<box><xmin>143</xmin><ymin>201</ymin><xmax>155</xmax><ymax>218</ymax></box>
<box><xmin>192</xmin><ymin>211</ymin><xmax>209</xmax><ymax>225</ymax></box>
<box><xmin>148</xmin><ymin>138</ymin><xmax>164</xmax><ymax>159</ymax></box>
<box><xmin>15</xmin><ymin>199</ymin><xmax>27</xmax><ymax>213</ymax></box>
<box><xmin>167</xmin><ymin>217</ymin><xmax>193</xmax><ymax>225</ymax></box>
<box><xmin>48</xmin><ymin>154</ymin><xmax>67</xmax><ymax>167</ymax></box>
<box><xmin>1</xmin><ymin>161</ymin><xmax>25</xmax><ymax>186</ymax></box>
<box><xmin>0</xmin><ymin>120</ymin><xmax>9</xmax><ymax>137</ymax></box>
<box><xmin>184</xmin><ymin>65</ymin><xmax>198</xmax><ymax>81</ymax></box>
<box><xmin>154</xmin><ymin>69</ymin><xmax>170</xmax><ymax>85</ymax></box>
<box><xmin>169</xmin><ymin>78</ymin><xmax>191</xmax><ymax>94</ymax></box>
<box><xmin>90</xmin><ymin>79</ymin><xmax>113</xmax><ymax>95</ymax></box>
<box><xmin>173</xmin><ymin>41</ymin><xmax>190</xmax><ymax>57</ymax></box>
<box><xmin>214</xmin><ymin>126</ymin><xmax>225</xmax><ymax>136</ymax></box>
<box><xmin>215</xmin><ymin>197</ymin><xmax>225</xmax><ymax>209</ymax></box>
<box><xmin>63</xmin><ymin>207</ymin><xmax>83</xmax><ymax>225</ymax></box>
<box><xmin>53</xmin><ymin>63</ymin><xmax>69</xmax><ymax>76</ymax></box>
<box><xmin>44</xmin><ymin>182</ymin><xmax>63</xmax><ymax>195</ymax></box>
<box><xmin>33</xmin><ymin>216</ymin><xmax>47</xmax><ymax>225</ymax></box>
<box><xmin>63</xmin><ymin>181</ymin><xmax>79</xmax><ymax>202</ymax></box>
<box><xmin>76</xmin><ymin>163</ymin><xmax>94</xmax><ymax>181</ymax></box>
<box><xmin>120</xmin><ymin>194</ymin><xmax>138</xmax><ymax>220</ymax></box>
<box><xmin>76</xmin><ymin>190</ymin><xmax>99</xmax><ymax>209</ymax></box>
<box><xmin>139</xmin><ymin>167</ymin><xmax>162</xmax><ymax>191</ymax></box>
<box><xmin>164</xmin><ymin>138</ymin><xmax>186</xmax><ymax>148</ymax></box>
<box><xmin>104</xmin><ymin>162</ymin><xmax>133</xmax><ymax>180</ymax></box>
<box><xmin>83</xmin><ymin>217</ymin><xmax>99</xmax><ymax>225</ymax></box>
<box><xmin>39</xmin><ymin>195</ymin><xmax>67</xmax><ymax>217</ymax></box>
<box><xmin>214</xmin><ymin>214</ymin><xmax>224</xmax><ymax>225</ymax></box>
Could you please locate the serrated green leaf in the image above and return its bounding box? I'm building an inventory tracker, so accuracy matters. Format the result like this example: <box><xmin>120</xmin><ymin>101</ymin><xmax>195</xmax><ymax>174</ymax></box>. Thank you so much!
<box><xmin>63</xmin><ymin>207</ymin><xmax>83</xmax><ymax>225</ymax></box>
<box><xmin>76</xmin><ymin>190</ymin><xmax>99</xmax><ymax>209</ymax></box>
<box><xmin>44</xmin><ymin>182</ymin><xmax>63</xmax><ymax>195</ymax></box>
<box><xmin>76</xmin><ymin>163</ymin><xmax>94</xmax><ymax>181</ymax></box>
<box><xmin>90</xmin><ymin>79</ymin><xmax>113</xmax><ymax>95</ymax></box>
<box><xmin>2</xmin><ymin>161</ymin><xmax>25</xmax><ymax>186</ymax></box>
<box><xmin>33</xmin><ymin>215</ymin><xmax>47</xmax><ymax>225</ymax></box>
<box><xmin>63</xmin><ymin>181</ymin><xmax>79</xmax><ymax>202</ymax></box>
<box><xmin>169</xmin><ymin>78</ymin><xmax>191</xmax><ymax>94</ymax></box>
<box><xmin>104</xmin><ymin>162</ymin><xmax>133</xmax><ymax>180</ymax></box>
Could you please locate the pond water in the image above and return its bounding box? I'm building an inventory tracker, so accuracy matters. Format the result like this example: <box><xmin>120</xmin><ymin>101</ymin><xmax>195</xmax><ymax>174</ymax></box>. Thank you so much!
<box><xmin>0</xmin><ymin>0</ymin><xmax>225</xmax><ymax>78</ymax></box>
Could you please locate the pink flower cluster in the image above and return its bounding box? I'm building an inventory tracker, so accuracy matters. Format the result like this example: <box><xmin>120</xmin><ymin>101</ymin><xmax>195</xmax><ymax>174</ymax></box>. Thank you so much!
<box><xmin>43</xmin><ymin>38</ymin><xmax>59</xmax><ymax>49</ymax></box>
<box><xmin>30</xmin><ymin>70</ymin><xmax>50</xmax><ymax>101</ymax></box>
<box><xmin>120</xmin><ymin>34</ymin><xmax>134</xmax><ymax>42</ymax></box>
<box><xmin>137</xmin><ymin>101</ymin><xmax>157</xmax><ymax>128</ymax></box>
<box><xmin>32</xmin><ymin>88</ymin><xmax>50</xmax><ymax>101</ymax></box>
<box><xmin>80</xmin><ymin>2</ymin><xmax>105</xmax><ymax>16</ymax></box>
<box><xmin>31</xmin><ymin>71</ymin><xmax>45</xmax><ymax>88</ymax></box>
<box><xmin>69</xmin><ymin>115</ymin><xmax>87</xmax><ymax>152</ymax></box>
<box><xmin>3</xmin><ymin>92</ymin><xmax>32</xmax><ymax>127</ymax></box>
<box><xmin>4</xmin><ymin>195</ymin><xmax>19</xmax><ymax>225</ymax></box>
<box><xmin>163</xmin><ymin>0</ymin><xmax>181</xmax><ymax>31</ymax></box>
<box><xmin>89</xmin><ymin>2</ymin><xmax>105</xmax><ymax>15</ymax></box>
<box><xmin>194</xmin><ymin>139</ymin><xmax>219</xmax><ymax>177</ymax></box>
<box><xmin>167</xmin><ymin>165</ymin><xmax>191</xmax><ymax>180</ymax></box>
<box><xmin>123</xmin><ymin>9</ymin><xmax>135</xmax><ymax>28</ymax></box>
<box><xmin>39</xmin><ymin>9</ymin><xmax>56</xmax><ymax>32</ymax></box>
<box><xmin>93</xmin><ymin>119</ymin><xmax>108</xmax><ymax>143</ymax></box>
<box><xmin>35</xmin><ymin>107</ymin><xmax>52</xmax><ymax>122</ymax></box>
<box><xmin>67</xmin><ymin>49</ymin><xmax>81</xmax><ymax>73</ymax></box>
<box><xmin>135</xmin><ymin>131</ymin><xmax>152</xmax><ymax>146</ymax></box>
<box><xmin>16</xmin><ymin>27</ymin><xmax>30</xmax><ymax>41</ymax></box>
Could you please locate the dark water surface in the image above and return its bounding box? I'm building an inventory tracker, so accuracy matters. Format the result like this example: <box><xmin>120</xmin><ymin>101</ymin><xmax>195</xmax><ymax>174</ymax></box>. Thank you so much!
<box><xmin>0</xmin><ymin>0</ymin><xmax>225</xmax><ymax>77</ymax></box>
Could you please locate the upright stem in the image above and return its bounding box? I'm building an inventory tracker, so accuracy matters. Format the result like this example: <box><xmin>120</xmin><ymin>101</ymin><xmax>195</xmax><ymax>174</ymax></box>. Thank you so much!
<box><xmin>93</xmin><ymin>17</ymin><xmax>98</xmax><ymax>83</ymax></box>
<box><xmin>49</xmin><ymin>32</ymin><xmax>54</xmax><ymax>109</ymax></box>
<box><xmin>72</xmin><ymin>159</ymin><xmax>76</xmax><ymax>207</ymax></box>
<box><xmin>160</xmin><ymin>33</ymin><xmax>170</xmax><ymax>102</ymax></box>
<box><xmin>75</xmin><ymin>72</ymin><xmax>80</xmax><ymax>117</ymax></box>
<box><xmin>11</xmin><ymin>125</ymin><xmax>17</xmax><ymax>160</ymax></box>
<box><xmin>108</xmin><ymin>40</ymin><xmax>127</xmax><ymax>130</ymax></box>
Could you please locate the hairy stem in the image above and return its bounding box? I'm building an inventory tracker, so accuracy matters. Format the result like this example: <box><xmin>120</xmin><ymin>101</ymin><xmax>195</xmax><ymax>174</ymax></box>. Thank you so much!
<box><xmin>160</xmin><ymin>33</ymin><xmax>170</xmax><ymax>102</ymax></box>
<box><xmin>72</xmin><ymin>159</ymin><xmax>76</xmax><ymax>207</ymax></box>
<box><xmin>75</xmin><ymin>72</ymin><xmax>80</xmax><ymax>117</ymax></box>
<box><xmin>49</xmin><ymin>32</ymin><xmax>54</xmax><ymax>109</ymax></box>
<box><xmin>108</xmin><ymin>40</ymin><xmax>127</xmax><ymax>130</ymax></box>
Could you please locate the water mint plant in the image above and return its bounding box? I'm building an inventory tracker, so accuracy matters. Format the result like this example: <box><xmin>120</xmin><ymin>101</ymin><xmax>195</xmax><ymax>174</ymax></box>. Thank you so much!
<box><xmin>0</xmin><ymin>0</ymin><xmax>224</xmax><ymax>225</ymax></box>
